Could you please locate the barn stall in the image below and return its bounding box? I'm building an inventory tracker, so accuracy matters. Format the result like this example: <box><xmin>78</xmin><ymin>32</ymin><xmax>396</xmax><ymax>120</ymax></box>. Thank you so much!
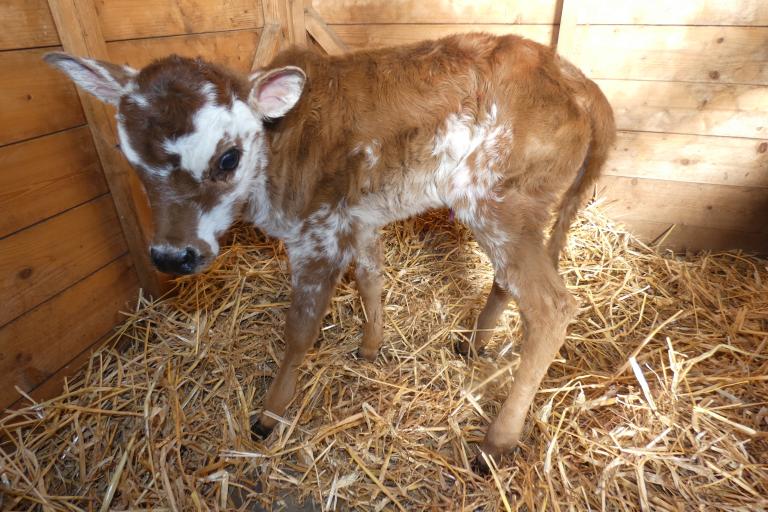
<box><xmin>0</xmin><ymin>0</ymin><xmax>766</xmax><ymax>510</ymax></box>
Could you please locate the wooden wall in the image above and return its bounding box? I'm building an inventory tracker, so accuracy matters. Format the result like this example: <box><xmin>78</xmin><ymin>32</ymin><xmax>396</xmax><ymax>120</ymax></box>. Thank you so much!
<box><xmin>559</xmin><ymin>0</ymin><xmax>768</xmax><ymax>253</ymax></box>
<box><xmin>313</xmin><ymin>0</ymin><xmax>559</xmax><ymax>49</ymax></box>
<box><xmin>0</xmin><ymin>0</ymin><xmax>139</xmax><ymax>409</ymax></box>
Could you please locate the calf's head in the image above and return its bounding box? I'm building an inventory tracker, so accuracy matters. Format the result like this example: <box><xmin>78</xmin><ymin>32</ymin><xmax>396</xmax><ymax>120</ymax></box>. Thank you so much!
<box><xmin>45</xmin><ymin>53</ymin><xmax>305</xmax><ymax>275</ymax></box>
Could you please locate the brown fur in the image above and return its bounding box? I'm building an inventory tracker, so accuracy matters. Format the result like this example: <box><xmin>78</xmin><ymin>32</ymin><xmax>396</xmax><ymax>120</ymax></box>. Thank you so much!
<box><xmin>252</xmin><ymin>34</ymin><xmax>615</xmax><ymax>464</ymax></box>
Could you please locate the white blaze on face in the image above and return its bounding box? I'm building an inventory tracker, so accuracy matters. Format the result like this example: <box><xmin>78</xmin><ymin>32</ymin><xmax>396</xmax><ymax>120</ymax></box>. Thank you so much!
<box><xmin>159</xmin><ymin>84</ymin><xmax>265</xmax><ymax>254</ymax></box>
<box><xmin>116</xmin><ymin>116</ymin><xmax>171</xmax><ymax>177</ymax></box>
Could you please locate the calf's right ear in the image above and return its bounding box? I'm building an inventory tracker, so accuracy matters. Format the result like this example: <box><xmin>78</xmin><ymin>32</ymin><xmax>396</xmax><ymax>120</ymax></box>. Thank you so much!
<box><xmin>44</xmin><ymin>52</ymin><xmax>137</xmax><ymax>106</ymax></box>
<box><xmin>248</xmin><ymin>66</ymin><xmax>306</xmax><ymax>119</ymax></box>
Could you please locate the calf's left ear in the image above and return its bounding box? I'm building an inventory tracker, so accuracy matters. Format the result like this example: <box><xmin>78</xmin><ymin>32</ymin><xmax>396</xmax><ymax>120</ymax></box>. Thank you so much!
<box><xmin>43</xmin><ymin>52</ymin><xmax>137</xmax><ymax>106</ymax></box>
<box><xmin>248</xmin><ymin>66</ymin><xmax>306</xmax><ymax>119</ymax></box>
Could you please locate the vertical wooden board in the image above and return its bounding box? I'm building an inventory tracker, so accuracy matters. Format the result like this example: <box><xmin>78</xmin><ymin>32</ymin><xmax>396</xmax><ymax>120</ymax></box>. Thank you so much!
<box><xmin>331</xmin><ymin>24</ymin><xmax>554</xmax><ymax>50</ymax></box>
<box><xmin>0</xmin><ymin>255</ymin><xmax>137</xmax><ymax>409</ymax></box>
<box><xmin>313</xmin><ymin>0</ymin><xmax>560</xmax><ymax>24</ymax></box>
<box><xmin>605</xmin><ymin>131</ymin><xmax>768</xmax><ymax>189</ymax></box>
<box><xmin>573</xmin><ymin>0</ymin><xmax>768</xmax><ymax>26</ymax></box>
<box><xmin>0</xmin><ymin>47</ymin><xmax>86</xmax><ymax>146</ymax></box>
<box><xmin>0</xmin><ymin>0</ymin><xmax>59</xmax><ymax>50</ymax></box>
<box><xmin>107</xmin><ymin>30</ymin><xmax>261</xmax><ymax>74</ymax></box>
<box><xmin>0</xmin><ymin>126</ymin><xmax>108</xmax><ymax>238</ymax></box>
<box><xmin>576</xmin><ymin>26</ymin><xmax>768</xmax><ymax>84</ymax></box>
<box><xmin>597</xmin><ymin>176</ymin><xmax>768</xmax><ymax>233</ymax></box>
<box><xmin>597</xmin><ymin>79</ymin><xmax>768</xmax><ymax>139</ymax></box>
<box><xmin>0</xmin><ymin>195</ymin><xmax>128</xmax><ymax>327</ymax></box>
<box><xmin>94</xmin><ymin>0</ymin><xmax>263</xmax><ymax>41</ymax></box>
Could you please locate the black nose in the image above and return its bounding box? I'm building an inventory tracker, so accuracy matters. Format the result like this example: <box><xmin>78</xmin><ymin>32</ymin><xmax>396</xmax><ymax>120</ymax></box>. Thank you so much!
<box><xmin>150</xmin><ymin>246</ymin><xmax>200</xmax><ymax>275</ymax></box>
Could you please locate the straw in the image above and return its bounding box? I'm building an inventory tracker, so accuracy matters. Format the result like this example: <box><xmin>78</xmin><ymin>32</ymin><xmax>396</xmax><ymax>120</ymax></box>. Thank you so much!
<box><xmin>1</xmin><ymin>203</ymin><xmax>766</xmax><ymax>511</ymax></box>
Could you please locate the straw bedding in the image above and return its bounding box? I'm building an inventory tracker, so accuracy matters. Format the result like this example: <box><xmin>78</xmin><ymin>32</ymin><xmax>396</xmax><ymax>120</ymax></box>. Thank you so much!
<box><xmin>1</xmin><ymin>203</ymin><xmax>767</xmax><ymax>511</ymax></box>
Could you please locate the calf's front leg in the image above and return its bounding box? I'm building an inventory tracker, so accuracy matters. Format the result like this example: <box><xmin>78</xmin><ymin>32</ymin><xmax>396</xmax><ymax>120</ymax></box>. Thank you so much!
<box><xmin>353</xmin><ymin>225</ymin><xmax>384</xmax><ymax>361</ymax></box>
<box><xmin>251</xmin><ymin>255</ymin><xmax>344</xmax><ymax>439</ymax></box>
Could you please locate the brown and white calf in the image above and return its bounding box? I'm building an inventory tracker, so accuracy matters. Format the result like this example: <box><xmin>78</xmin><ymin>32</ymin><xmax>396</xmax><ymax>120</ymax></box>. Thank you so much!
<box><xmin>46</xmin><ymin>33</ymin><xmax>615</xmax><ymax>468</ymax></box>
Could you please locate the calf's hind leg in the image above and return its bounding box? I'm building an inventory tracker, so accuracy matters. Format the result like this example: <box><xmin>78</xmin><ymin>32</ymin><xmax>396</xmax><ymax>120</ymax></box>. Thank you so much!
<box><xmin>475</xmin><ymin>233</ymin><xmax>577</xmax><ymax>463</ymax></box>
<box><xmin>455</xmin><ymin>281</ymin><xmax>513</xmax><ymax>357</ymax></box>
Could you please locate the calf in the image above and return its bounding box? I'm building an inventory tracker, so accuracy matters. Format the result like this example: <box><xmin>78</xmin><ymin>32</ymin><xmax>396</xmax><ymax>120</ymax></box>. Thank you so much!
<box><xmin>46</xmin><ymin>33</ymin><xmax>615</xmax><ymax>469</ymax></box>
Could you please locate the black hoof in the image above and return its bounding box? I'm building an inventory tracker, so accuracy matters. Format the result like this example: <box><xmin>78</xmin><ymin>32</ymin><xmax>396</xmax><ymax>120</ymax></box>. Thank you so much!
<box><xmin>454</xmin><ymin>338</ymin><xmax>485</xmax><ymax>359</ymax></box>
<box><xmin>472</xmin><ymin>454</ymin><xmax>492</xmax><ymax>477</ymax></box>
<box><xmin>250</xmin><ymin>420</ymin><xmax>274</xmax><ymax>440</ymax></box>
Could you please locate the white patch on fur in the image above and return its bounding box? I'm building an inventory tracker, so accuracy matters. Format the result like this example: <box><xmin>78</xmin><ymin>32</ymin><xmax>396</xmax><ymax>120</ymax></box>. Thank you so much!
<box><xmin>128</xmin><ymin>93</ymin><xmax>149</xmax><ymax>108</ymax></box>
<box><xmin>347</xmin><ymin>106</ymin><xmax>512</xmax><ymax>230</ymax></box>
<box><xmin>284</xmin><ymin>204</ymin><xmax>353</xmax><ymax>291</ymax></box>
<box><xmin>116</xmin><ymin>116</ymin><xmax>171</xmax><ymax>177</ymax></box>
<box><xmin>432</xmin><ymin>103</ymin><xmax>511</xmax><ymax>218</ymax></box>
<box><xmin>353</xmin><ymin>226</ymin><xmax>380</xmax><ymax>274</ymax></box>
<box><xmin>194</xmin><ymin>98</ymin><xmax>266</xmax><ymax>252</ymax></box>
<box><xmin>163</xmin><ymin>86</ymin><xmax>262</xmax><ymax>181</ymax></box>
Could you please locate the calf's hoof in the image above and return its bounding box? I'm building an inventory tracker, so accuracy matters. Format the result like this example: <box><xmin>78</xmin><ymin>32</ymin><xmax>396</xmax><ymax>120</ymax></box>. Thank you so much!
<box><xmin>472</xmin><ymin>454</ymin><xmax>492</xmax><ymax>477</ymax></box>
<box><xmin>454</xmin><ymin>335</ymin><xmax>485</xmax><ymax>358</ymax></box>
<box><xmin>356</xmin><ymin>347</ymin><xmax>379</xmax><ymax>362</ymax></box>
<box><xmin>250</xmin><ymin>419</ymin><xmax>274</xmax><ymax>440</ymax></box>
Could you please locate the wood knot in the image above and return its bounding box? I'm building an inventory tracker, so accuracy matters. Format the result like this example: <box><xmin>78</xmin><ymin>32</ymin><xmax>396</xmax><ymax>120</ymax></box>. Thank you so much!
<box><xmin>709</xmin><ymin>70</ymin><xmax>720</xmax><ymax>80</ymax></box>
<box><xmin>758</xmin><ymin>142</ymin><xmax>767</xmax><ymax>154</ymax></box>
<box><xmin>18</xmin><ymin>267</ymin><xmax>33</xmax><ymax>279</ymax></box>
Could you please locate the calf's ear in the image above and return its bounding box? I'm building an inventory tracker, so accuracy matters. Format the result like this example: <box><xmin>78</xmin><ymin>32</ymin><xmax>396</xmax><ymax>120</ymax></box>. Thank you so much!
<box><xmin>248</xmin><ymin>66</ymin><xmax>306</xmax><ymax>119</ymax></box>
<box><xmin>43</xmin><ymin>52</ymin><xmax>137</xmax><ymax>106</ymax></box>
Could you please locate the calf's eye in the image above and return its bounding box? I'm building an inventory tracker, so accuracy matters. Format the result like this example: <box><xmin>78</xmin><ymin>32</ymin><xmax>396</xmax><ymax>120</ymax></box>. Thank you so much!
<box><xmin>218</xmin><ymin>148</ymin><xmax>241</xmax><ymax>171</ymax></box>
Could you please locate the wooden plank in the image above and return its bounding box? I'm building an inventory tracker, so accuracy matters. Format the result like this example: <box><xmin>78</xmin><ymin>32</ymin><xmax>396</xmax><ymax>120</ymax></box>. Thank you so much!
<box><xmin>555</xmin><ymin>0</ymin><xmax>579</xmax><ymax>63</ymax></box>
<box><xmin>616</xmin><ymin>219</ymin><xmax>768</xmax><ymax>254</ymax></box>
<box><xmin>0</xmin><ymin>126</ymin><xmax>108</xmax><ymax>238</ymax></box>
<box><xmin>0</xmin><ymin>195</ymin><xmax>128</xmax><ymax>327</ymax></box>
<box><xmin>94</xmin><ymin>0</ymin><xmax>263</xmax><ymax>42</ymax></box>
<box><xmin>596</xmin><ymin>175</ymin><xmax>768</xmax><ymax>234</ymax></box>
<box><xmin>0</xmin><ymin>47</ymin><xmax>86</xmax><ymax>146</ymax></box>
<box><xmin>9</xmin><ymin>332</ymin><xmax>104</xmax><ymax>408</ymax></box>
<box><xmin>0</xmin><ymin>0</ymin><xmax>59</xmax><ymax>50</ymax></box>
<box><xmin>108</xmin><ymin>30</ymin><xmax>262</xmax><ymax>74</ymax></box>
<box><xmin>48</xmin><ymin>0</ymin><xmax>163</xmax><ymax>297</ymax></box>
<box><xmin>0</xmin><ymin>255</ymin><xmax>137</xmax><ymax>410</ymax></box>
<box><xmin>313</xmin><ymin>0</ymin><xmax>560</xmax><ymax>24</ymax></box>
<box><xmin>306</xmin><ymin>6</ymin><xmax>349</xmax><ymax>55</ymax></box>
<box><xmin>290</xmin><ymin>0</ymin><xmax>307</xmax><ymax>47</ymax></box>
<box><xmin>605</xmin><ymin>131</ymin><xmax>768</xmax><ymax>189</ymax></box>
<box><xmin>573</xmin><ymin>0</ymin><xmax>768</xmax><ymax>26</ymax></box>
<box><xmin>598</xmin><ymin>79</ymin><xmax>768</xmax><ymax>139</ymax></box>
<box><xmin>253</xmin><ymin>24</ymin><xmax>284</xmax><ymax>69</ymax></box>
<box><xmin>576</xmin><ymin>26</ymin><xmax>768</xmax><ymax>85</ymax></box>
<box><xmin>331</xmin><ymin>24</ymin><xmax>554</xmax><ymax>50</ymax></box>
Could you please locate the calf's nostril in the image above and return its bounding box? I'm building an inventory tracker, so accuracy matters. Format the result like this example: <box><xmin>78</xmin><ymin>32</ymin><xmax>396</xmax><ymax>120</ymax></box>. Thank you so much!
<box><xmin>182</xmin><ymin>247</ymin><xmax>197</xmax><ymax>265</ymax></box>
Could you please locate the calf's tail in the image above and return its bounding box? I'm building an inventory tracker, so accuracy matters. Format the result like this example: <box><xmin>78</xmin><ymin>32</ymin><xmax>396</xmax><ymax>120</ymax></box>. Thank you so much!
<box><xmin>547</xmin><ymin>81</ymin><xmax>616</xmax><ymax>266</ymax></box>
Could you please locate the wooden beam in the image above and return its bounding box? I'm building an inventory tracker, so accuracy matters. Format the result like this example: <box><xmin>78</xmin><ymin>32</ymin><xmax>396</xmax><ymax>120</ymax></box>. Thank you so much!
<box><xmin>252</xmin><ymin>23</ymin><xmax>283</xmax><ymax>70</ymax></box>
<box><xmin>46</xmin><ymin>0</ymin><xmax>162</xmax><ymax>297</ymax></box>
<box><xmin>290</xmin><ymin>0</ymin><xmax>307</xmax><ymax>47</ymax></box>
<box><xmin>305</xmin><ymin>5</ymin><xmax>348</xmax><ymax>55</ymax></box>
<box><xmin>555</xmin><ymin>0</ymin><xmax>580</xmax><ymax>65</ymax></box>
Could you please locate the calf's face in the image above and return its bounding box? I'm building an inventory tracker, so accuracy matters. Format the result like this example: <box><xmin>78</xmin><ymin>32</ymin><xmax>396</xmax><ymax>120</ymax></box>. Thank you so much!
<box><xmin>45</xmin><ymin>53</ymin><xmax>305</xmax><ymax>275</ymax></box>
